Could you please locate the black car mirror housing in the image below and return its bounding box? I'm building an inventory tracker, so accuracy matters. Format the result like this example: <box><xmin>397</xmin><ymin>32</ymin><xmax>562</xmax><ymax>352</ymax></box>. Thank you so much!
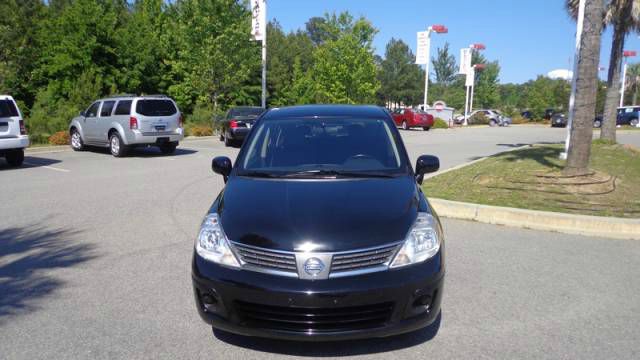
<box><xmin>212</xmin><ymin>156</ymin><xmax>232</xmax><ymax>183</ymax></box>
<box><xmin>415</xmin><ymin>155</ymin><xmax>440</xmax><ymax>184</ymax></box>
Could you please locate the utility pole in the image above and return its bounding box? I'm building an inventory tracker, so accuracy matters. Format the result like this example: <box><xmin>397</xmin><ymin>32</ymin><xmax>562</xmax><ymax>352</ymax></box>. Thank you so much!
<box><xmin>251</xmin><ymin>0</ymin><xmax>267</xmax><ymax>108</ymax></box>
<box><xmin>416</xmin><ymin>25</ymin><xmax>447</xmax><ymax>109</ymax></box>
<box><xmin>621</xmin><ymin>50</ymin><xmax>637</xmax><ymax>107</ymax></box>
<box><xmin>462</xmin><ymin>44</ymin><xmax>485</xmax><ymax>125</ymax></box>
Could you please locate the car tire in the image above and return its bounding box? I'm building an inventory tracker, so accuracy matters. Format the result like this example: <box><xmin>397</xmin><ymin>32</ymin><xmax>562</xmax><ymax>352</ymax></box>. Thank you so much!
<box><xmin>489</xmin><ymin>119</ymin><xmax>497</xmax><ymax>127</ymax></box>
<box><xmin>160</xmin><ymin>142</ymin><xmax>178</xmax><ymax>155</ymax></box>
<box><xmin>224</xmin><ymin>133</ymin><xmax>232</xmax><ymax>147</ymax></box>
<box><xmin>70</xmin><ymin>129</ymin><xmax>85</xmax><ymax>151</ymax></box>
<box><xmin>219</xmin><ymin>131</ymin><xmax>224</xmax><ymax>142</ymax></box>
<box><xmin>109</xmin><ymin>132</ymin><xmax>127</xmax><ymax>157</ymax></box>
<box><xmin>423</xmin><ymin>126</ymin><xmax>430</xmax><ymax>131</ymax></box>
<box><xmin>593</xmin><ymin>120</ymin><xmax>602</xmax><ymax>128</ymax></box>
<box><xmin>5</xmin><ymin>149</ymin><xmax>24</xmax><ymax>167</ymax></box>
<box><xmin>631</xmin><ymin>118</ymin><xmax>639</xmax><ymax>127</ymax></box>
<box><xmin>402</xmin><ymin>121</ymin><xmax>409</xmax><ymax>130</ymax></box>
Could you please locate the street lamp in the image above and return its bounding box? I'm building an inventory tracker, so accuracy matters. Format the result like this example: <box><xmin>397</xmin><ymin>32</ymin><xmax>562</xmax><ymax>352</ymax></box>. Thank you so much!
<box><xmin>463</xmin><ymin>43</ymin><xmax>486</xmax><ymax>125</ymax></box>
<box><xmin>620</xmin><ymin>50</ymin><xmax>636</xmax><ymax>107</ymax></box>
<box><xmin>422</xmin><ymin>24</ymin><xmax>448</xmax><ymax>109</ymax></box>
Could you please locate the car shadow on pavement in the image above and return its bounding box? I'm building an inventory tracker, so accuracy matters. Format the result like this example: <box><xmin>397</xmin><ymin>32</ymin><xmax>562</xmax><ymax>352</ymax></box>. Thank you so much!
<box><xmin>86</xmin><ymin>146</ymin><xmax>198</xmax><ymax>157</ymax></box>
<box><xmin>0</xmin><ymin>156</ymin><xmax>62</xmax><ymax>171</ymax></box>
<box><xmin>212</xmin><ymin>311</ymin><xmax>441</xmax><ymax>356</ymax></box>
<box><xmin>0</xmin><ymin>225</ymin><xmax>97</xmax><ymax>324</ymax></box>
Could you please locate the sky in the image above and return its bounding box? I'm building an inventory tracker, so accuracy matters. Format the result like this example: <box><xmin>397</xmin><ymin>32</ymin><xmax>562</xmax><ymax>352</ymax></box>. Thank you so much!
<box><xmin>267</xmin><ymin>0</ymin><xmax>640</xmax><ymax>84</ymax></box>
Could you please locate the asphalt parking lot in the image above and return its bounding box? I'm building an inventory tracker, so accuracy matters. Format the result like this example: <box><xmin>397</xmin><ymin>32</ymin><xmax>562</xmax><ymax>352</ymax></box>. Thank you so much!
<box><xmin>1</xmin><ymin>126</ymin><xmax>640</xmax><ymax>359</ymax></box>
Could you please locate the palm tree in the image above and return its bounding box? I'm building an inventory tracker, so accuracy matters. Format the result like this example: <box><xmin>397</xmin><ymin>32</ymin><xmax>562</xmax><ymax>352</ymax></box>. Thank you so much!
<box><xmin>568</xmin><ymin>0</ymin><xmax>640</xmax><ymax>143</ymax></box>
<box><xmin>565</xmin><ymin>0</ymin><xmax>605</xmax><ymax>176</ymax></box>
<box><xmin>625</xmin><ymin>62</ymin><xmax>640</xmax><ymax>104</ymax></box>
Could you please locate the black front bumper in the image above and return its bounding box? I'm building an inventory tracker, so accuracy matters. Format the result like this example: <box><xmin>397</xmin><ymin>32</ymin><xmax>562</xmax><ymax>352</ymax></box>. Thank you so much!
<box><xmin>192</xmin><ymin>251</ymin><xmax>444</xmax><ymax>341</ymax></box>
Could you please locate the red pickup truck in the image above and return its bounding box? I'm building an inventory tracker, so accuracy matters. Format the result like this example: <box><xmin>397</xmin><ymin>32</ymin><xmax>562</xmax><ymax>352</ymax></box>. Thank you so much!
<box><xmin>391</xmin><ymin>108</ymin><xmax>434</xmax><ymax>131</ymax></box>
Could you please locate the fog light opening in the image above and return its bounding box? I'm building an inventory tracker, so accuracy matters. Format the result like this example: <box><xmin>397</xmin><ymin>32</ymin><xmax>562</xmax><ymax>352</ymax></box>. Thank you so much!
<box><xmin>413</xmin><ymin>294</ymin><xmax>432</xmax><ymax>309</ymax></box>
<box><xmin>201</xmin><ymin>290</ymin><xmax>219</xmax><ymax>311</ymax></box>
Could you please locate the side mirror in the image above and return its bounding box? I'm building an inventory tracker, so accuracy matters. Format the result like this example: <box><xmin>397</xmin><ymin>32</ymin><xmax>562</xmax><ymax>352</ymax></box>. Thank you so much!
<box><xmin>415</xmin><ymin>155</ymin><xmax>440</xmax><ymax>184</ymax></box>
<box><xmin>212</xmin><ymin>156</ymin><xmax>232</xmax><ymax>183</ymax></box>
<box><xmin>79</xmin><ymin>110</ymin><xmax>86</xmax><ymax>117</ymax></box>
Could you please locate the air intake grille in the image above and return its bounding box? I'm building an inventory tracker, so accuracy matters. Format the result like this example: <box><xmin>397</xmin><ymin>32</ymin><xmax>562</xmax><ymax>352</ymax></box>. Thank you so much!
<box><xmin>233</xmin><ymin>243</ymin><xmax>297</xmax><ymax>272</ymax></box>
<box><xmin>330</xmin><ymin>244</ymin><xmax>399</xmax><ymax>273</ymax></box>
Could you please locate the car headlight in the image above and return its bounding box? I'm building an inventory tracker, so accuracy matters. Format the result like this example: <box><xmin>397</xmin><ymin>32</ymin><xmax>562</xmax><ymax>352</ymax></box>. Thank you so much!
<box><xmin>390</xmin><ymin>213</ymin><xmax>440</xmax><ymax>268</ymax></box>
<box><xmin>195</xmin><ymin>213</ymin><xmax>241</xmax><ymax>268</ymax></box>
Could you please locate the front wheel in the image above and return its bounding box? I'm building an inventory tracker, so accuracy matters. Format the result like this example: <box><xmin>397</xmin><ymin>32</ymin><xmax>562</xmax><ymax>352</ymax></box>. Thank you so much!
<box><xmin>489</xmin><ymin>119</ymin><xmax>497</xmax><ymax>127</ymax></box>
<box><xmin>109</xmin><ymin>133</ymin><xmax>128</xmax><ymax>157</ymax></box>
<box><xmin>70</xmin><ymin>129</ymin><xmax>85</xmax><ymax>151</ymax></box>
<box><xmin>423</xmin><ymin>126</ymin><xmax>430</xmax><ymax>131</ymax></box>
<box><xmin>630</xmin><ymin>118</ymin><xmax>639</xmax><ymax>127</ymax></box>
<box><xmin>593</xmin><ymin>120</ymin><xmax>602</xmax><ymax>128</ymax></box>
<box><xmin>5</xmin><ymin>149</ymin><xmax>24</xmax><ymax>166</ymax></box>
<box><xmin>402</xmin><ymin>121</ymin><xmax>409</xmax><ymax>130</ymax></box>
<box><xmin>160</xmin><ymin>142</ymin><xmax>178</xmax><ymax>155</ymax></box>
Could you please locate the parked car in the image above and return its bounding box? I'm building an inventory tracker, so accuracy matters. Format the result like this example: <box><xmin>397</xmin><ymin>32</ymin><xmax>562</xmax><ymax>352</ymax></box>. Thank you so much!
<box><xmin>520</xmin><ymin>110</ymin><xmax>533</xmax><ymax>120</ymax></box>
<box><xmin>617</xmin><ymin>106</ymin><xmax>640</xmax><ymax>127</ymax></box>
<box><xmin>550</xmin><ymin>113</ymin><xmax>568</xmax><ymax>127</ymax></box>
<box><xmin>0</xmin><ymin>95</ymin><xmax>29</xmax><ymax>166</ymax></box>
<box><xmin>193</xmin><ymin>105</ymin><xmax>444</xmax><ymax>341</ymax></box>
<box><xmin>391</xmin><ymin>108</ymin><xmax>434</xmax><ymax>130</ymax></box>
<box><xmin>69</xmin><ymin>95</ymin><xmax>183</xmax><ymax>157</ymax></box>
<box><xmin>544</xmin><ymin>108</ymin><xmax>555</xmax><ymax>121</ymax></box>
<box><xmin>457</xmin><ymin>109</ymin><xmax>511</xmax><ymax>126</ymax></box>
<box><xmin>219</xmin><ymin>106</ymin><xmax>265</xmax><ymax>147</ymax></box>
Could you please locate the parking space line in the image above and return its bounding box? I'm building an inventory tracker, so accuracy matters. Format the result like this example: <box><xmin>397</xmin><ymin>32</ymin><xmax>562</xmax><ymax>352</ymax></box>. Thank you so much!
<box><xmin>23</xmin><ymin>161</ymin><xmax>70</xmax><ymax>172</ymax></box>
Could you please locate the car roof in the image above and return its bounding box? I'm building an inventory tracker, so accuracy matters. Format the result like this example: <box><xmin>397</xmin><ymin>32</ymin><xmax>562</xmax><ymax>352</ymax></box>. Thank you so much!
<box><xmin>0</xmin><ymin>95</ymin><xmax>14</xmax><ymax>100</ymax></box>
<box><xmin>97</xmin><ymin>95</ymin><xmax>174</xmax><ymax>102</ymax></box>
<box><xmin>262</xmin><ymin>105</ymin><xmax>389</xmax><ymax>120</ymax></box>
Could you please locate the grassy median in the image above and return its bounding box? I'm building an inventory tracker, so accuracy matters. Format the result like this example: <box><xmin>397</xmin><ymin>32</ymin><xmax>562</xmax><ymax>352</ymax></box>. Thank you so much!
<box><xmin>422</xmin><ymin>142</ymin><xmax>640</xmax><ymax>218</ymax></box>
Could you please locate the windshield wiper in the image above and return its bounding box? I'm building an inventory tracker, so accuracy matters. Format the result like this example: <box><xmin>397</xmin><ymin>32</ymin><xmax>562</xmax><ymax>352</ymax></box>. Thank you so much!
<box><xmin>282</xmin><ymin>169</ymin><xmax>395</xmax><ymax>178</ymax></box>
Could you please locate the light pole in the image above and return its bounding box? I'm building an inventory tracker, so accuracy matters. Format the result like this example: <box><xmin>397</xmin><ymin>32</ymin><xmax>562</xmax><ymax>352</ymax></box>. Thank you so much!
<box><xmin>421</xmin><ymin>25</ymin><xmax>447</xmax><ymax>109</ymax></box>
<box><xmin>620</xmin><ymin>50</ymin><xmax>636</xmax><ymax>107</ymax></box>
<box><xmin>463</xmin><ymin>43</ymin><xmax>485</xmax><ymax>125</ymax></box>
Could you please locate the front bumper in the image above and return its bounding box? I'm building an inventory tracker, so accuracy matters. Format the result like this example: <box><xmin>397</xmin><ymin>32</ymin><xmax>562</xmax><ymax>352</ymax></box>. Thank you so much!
<box><xmin>192</xmin><ymin>251</ymin><xmax>444</xmax><ymax>341</ymax></box>
<box><xmin>0</xmin><ymin>135</ymin><xmax>30</xmax><ymax>151</ymax></box>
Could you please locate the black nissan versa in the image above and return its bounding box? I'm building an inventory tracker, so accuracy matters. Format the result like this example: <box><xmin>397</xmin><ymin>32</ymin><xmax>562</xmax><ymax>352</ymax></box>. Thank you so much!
<box><xmin>192</xmin><ymin>105</ymin><xmax>444</xmax><ymax>341</ymax></box>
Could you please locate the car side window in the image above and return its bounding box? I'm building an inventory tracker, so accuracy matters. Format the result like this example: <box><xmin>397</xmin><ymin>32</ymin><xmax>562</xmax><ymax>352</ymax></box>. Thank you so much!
<box><xmin>86</xmin><ymin>102</ymin><xmax>101</xmax><ymax>118</ymax></box>
<box><xmin>101</xmin><ymin>101</ymin><xmax>115</xmax><ymax>117</ymax></box>
<box><xmin>114</xmin><ymin>100</ymin><xmax>132</xmax><ymax>116</ymax></box>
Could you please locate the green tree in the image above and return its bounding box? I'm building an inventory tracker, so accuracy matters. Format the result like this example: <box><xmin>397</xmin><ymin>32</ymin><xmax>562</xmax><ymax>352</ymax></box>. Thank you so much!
<box><xmin>310</xmin><ymin>34</ymin><xmax>380</xmax><ymax>104</ymax></box>
<box><xmin>378</xmin><ymin>38</ymin><xmax>423</xmax><ymax>107</ymax></box>
<box><xmin>431</xmin><ymin>42</ymin><xmax>457</xmax><ymax>85</ymax></box>
<box><xmin>474</xmin><ymin>61</ymin><xmax>501</xmax><ymax>109</ymax></box>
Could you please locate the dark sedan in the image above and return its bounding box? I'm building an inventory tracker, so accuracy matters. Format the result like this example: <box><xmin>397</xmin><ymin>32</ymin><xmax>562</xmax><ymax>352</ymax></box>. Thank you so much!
<box><xmin>193</xmin><ymin>105</ymin><xmax>444</xmax><ymax>341</ymax></box>
<box><xmin>219</xmin><ymin>106</ymin><xmax>265</xmax><ymax>147</ymax></box>
<box><xmin>550</xmin><ymin>113</ymin><xmax>568</xmax><ymax>127</ymax></box>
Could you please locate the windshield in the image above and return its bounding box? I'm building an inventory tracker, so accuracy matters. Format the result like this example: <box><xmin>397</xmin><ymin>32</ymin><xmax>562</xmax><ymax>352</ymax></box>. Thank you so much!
<box><xmin>230</xmin><ymin>107</ymin><xmax>264</xmax><ymax>118</ymax></box>
<box><xmin>238</xmin><ymin>117</ymin><xmax>406</xmax><ymax>177</ymax></box>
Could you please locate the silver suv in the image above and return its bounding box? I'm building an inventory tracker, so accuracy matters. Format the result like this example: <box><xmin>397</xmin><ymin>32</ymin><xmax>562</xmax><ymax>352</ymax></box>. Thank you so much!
<box><xmin>0</xmin><ymin>95</ymin><xmax>29</xmax><ymax>166</ymax></box>
<box><xmin>69</xmin><ymin>95</ymin><xmax>184</xmax><ymax>157</ymax></box>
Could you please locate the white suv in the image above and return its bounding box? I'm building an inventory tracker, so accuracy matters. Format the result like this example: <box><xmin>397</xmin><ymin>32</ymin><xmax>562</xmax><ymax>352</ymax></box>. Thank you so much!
<box><xmin>68</xmin><ymin>95</ymin><xmax>184</xmax><ymax>157</ymax></box>
<box><xmin>0</xmin><ymin>95</ymin><xmax>29</xmax><ymax>166</ymax></box>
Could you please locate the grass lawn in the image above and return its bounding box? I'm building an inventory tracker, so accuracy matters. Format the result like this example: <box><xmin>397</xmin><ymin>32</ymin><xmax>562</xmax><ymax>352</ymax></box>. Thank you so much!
<box><xmin>422</xmin><ymin>143</ymin><xmax>640</xmax><ymax>218</ymax></box>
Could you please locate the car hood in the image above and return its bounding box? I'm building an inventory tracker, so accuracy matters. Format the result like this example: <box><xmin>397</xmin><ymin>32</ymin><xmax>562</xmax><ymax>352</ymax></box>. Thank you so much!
<box><xmin>215</xmin><ymin>176</ymin><xmax>422</xmax><ymax>252</ymax></box>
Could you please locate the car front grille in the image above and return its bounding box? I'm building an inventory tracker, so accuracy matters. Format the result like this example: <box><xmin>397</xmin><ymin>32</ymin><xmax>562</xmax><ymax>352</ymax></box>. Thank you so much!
<box><xmin>234</xmin><ymin>300</ymin><xmax>394</xmax><ymax>333</ymax></box>
<box><xmin>330</xmin><ymin>244</ymin><xmax>399</xmax><ymax>274</ymax></box>
<box><xmin>232</xmin><ymin>243</ymin><xmax>298</xmax><ymax>273</ymax></box>
<box><xmin>230</xmin><ymin>242</ymin><xmax>401</xmax><ymax>278</ymax></box>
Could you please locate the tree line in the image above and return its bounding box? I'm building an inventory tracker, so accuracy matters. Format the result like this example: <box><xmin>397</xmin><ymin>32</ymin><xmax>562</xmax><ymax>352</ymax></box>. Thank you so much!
<box><xmin>0</xmin><ymin>0</ymin><xmax>630</xmax><ymax>144</ymax></box>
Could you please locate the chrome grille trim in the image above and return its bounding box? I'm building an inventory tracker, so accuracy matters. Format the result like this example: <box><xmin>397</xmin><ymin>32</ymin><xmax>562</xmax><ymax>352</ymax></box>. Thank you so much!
<box><xmin>229</xmin><ymin>241</ymin><xmax>402</xmax><ymax>279</ymax></box>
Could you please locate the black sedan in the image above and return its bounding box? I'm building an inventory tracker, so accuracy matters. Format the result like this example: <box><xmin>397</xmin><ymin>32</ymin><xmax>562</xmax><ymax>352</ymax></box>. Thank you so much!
<box><xmin>550</xmin><ymin>113</ymin><xmax>568</xmax><ymax>127</ymax></box>
<box><xmin>219</xmin><ymin>106</ymin><xmax>265</xmax><ymax>147</ymax></box>
<box><xmin>193</xmin><ymin>105</ymin><xmax>444</xmax><ymax>341</ymax></box>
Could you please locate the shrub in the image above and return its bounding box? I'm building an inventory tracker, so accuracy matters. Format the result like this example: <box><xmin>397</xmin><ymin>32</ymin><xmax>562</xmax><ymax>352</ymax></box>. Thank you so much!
<box><xmin>510</xmin><ymin>114</ymin><xmax>528</xmax><ymax>124</ymax></box>
<box><xmin>186</xmin><ymin>124</ymin><xmax>213</xmax><ymax>137</ymax></box>
<box><xmin>48</xmin><ymin>131</ymin><xmax>70</xmax><ymax>145</ymax></box>
<box><xmin>469</xmin><ymin>112</ymin><xmax>489</xmax><ymax>125</ymax></box>
<box><xmin>433</xmin><ymin>118</ymin><xmax>449</xmax><ymax>129</ymax></box>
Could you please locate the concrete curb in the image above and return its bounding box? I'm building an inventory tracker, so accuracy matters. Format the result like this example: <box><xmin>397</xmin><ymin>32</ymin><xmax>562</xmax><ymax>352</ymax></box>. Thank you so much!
<box><xmin>25</xmin><ymin>136</ymin><xmax>215</xmax><ymax>154</ymax></box>
<box><xmin>429</xmin><ymin>198</ymin><xmax>640</xmax><ymax>240</ymax></box>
